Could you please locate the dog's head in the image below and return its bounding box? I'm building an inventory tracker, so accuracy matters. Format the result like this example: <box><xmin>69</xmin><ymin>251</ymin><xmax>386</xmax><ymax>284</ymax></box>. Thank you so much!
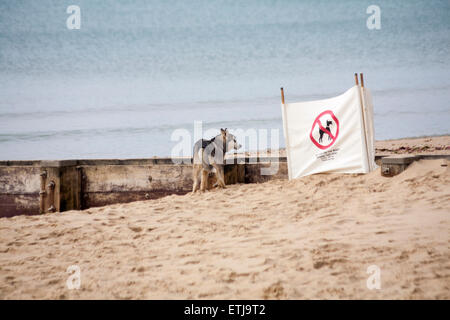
<box><xmin>326</xmin><ymin>120</ymin><xmax>333</xmax><ymax>127</ymax></box>
<box><xmin>220</xmin><ymin>128</ymin><xmax>241</xmax><ymax>151</ymax></box>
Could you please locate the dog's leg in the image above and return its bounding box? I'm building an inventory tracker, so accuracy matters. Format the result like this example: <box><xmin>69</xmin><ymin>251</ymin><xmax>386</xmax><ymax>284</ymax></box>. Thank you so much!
<box><xmin>219</xmin><ymin>166</ymin><xmax>226</xmax><ymax>188</ymax></box>
<box><xmin>192</xmin><ymin>165</ymin><xmax>200</xmax><ymax>193</ymax></box>
<box><xmin>213</xmin><ymin>164</ymin><xmax>226</xmax><ymax>188</ymax></box>
<box><xmin>204</xmin><ymin>171</ymin><xmax>209</xmax><ymax>190</ymax></box>
<box><xmin>200</xmin><ymin>169</ymin><xmax>208</xmax><ymax>192</ymax></box>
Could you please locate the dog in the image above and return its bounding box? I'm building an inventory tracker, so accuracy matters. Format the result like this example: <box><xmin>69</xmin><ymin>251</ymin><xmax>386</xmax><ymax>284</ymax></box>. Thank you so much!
<box><xmin>192</xmin><ymin>128</ymin><xmax>241</xmax><ymax>192</ymax></box>
<box><xmin>319</xmin><ymin>120</ymin><xmax>333</xmax><ymax>143</ymax></box>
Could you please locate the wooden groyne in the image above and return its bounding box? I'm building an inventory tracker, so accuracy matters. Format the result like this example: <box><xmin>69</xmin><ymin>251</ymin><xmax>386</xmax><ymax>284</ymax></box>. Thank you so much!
<box><xmin>0</xmin><ymin>157</ymin><xmax>287</xmax><ymax>218</ymax></box>
<box><xmin>1</xmin><ymin>154</ymin><xmax>448</xmax><ymax>218</ymax></box>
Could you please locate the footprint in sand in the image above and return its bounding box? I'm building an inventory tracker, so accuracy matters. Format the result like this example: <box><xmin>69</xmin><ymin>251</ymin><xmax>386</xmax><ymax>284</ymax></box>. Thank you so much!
<box><xmin>263</xmin><ymin>281</ymin><xmax>285</xmax><ymax>299</ymax></box>
<box><xmin>128</xmin><ymin>226</ymin><xmax>142</xmax><ymax>233</ymax></box>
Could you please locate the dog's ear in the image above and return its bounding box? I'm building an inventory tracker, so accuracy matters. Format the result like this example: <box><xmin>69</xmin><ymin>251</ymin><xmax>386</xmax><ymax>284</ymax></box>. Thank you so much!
<box><xmin>220</xmin><ymin>128</ymin><xmax>225</xmax><ymax>134</ymax></box>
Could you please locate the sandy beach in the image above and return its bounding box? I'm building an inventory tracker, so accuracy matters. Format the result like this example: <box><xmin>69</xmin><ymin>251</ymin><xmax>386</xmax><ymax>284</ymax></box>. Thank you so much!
<box><xmin>2</xmin><ymin>0</ymin><xmax>449</xmax><ymax>304</ymax></box>
<box><xmin>1</xmin><ymin>136</ymin><xmax>449</xmax><ymax>299</ymax></box>
<box><xmin>248</xmin><ymin>135</ymin><xmax>450</xmax><ymax>158</ymax></box>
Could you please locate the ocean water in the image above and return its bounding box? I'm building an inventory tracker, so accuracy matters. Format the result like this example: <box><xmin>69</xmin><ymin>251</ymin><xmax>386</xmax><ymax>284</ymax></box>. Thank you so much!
<box><xmin>0</xmin><ymin>0</ymin><xmax>449</xmax><ymax>160</ymax></box>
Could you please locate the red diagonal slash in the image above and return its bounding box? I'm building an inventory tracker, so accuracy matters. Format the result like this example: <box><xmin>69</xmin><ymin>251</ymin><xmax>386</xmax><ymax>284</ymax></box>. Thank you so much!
<box><xmin>317</xmin><ymin>121</ymin><xmax>335</xmax><ymax>140</ymax></box>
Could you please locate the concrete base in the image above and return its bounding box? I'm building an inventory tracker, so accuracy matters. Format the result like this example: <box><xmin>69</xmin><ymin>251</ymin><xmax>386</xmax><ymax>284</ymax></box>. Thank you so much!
<box><xmin>381</xmin><ymin>155</ymin><xmax>418</xmax><ymax>177</ymax></box>
<box><xmin>380</xmin><ymin>154</ymin><xmax>450</xmax><ymax>177</ymax></box>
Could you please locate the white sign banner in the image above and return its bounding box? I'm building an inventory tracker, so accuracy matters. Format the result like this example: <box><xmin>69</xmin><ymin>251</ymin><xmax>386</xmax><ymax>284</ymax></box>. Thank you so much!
<box><xmin>281</xmin><ymin>85</ymin><xmax>377</xmax><ymax>179</ymax></box>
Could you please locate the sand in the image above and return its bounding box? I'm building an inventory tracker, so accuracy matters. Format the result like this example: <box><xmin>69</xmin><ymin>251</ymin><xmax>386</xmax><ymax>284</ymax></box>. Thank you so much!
<box><xmin>245</xmin><ymin>135</ymin><xmax>450</xmax><ymax>158</ymax></box>
<box><xmin>375</xmin><ymin>136</ymin><xmax>450</xmax><ymax>155</ymax></box>
<box><xmin>0</xmin><ymin>159</ymin><xmax>448</xmax><ymax>299</ymax></box>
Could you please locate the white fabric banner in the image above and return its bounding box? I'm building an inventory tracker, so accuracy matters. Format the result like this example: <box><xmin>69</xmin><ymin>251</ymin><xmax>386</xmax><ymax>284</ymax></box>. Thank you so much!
<box><xmin>281</xmin><ymin>85</ymin><xmax>377</xmax><ymax>179</ymax></box>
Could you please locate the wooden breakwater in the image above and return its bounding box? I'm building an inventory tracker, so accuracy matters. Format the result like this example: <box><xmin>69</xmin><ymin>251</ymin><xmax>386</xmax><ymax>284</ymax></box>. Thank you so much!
<box><xmin>0</xmin><ymin>157</ymin><xmax>287</xmax><ymax>218</ymax></box>
<box><xmin>1</xmin><ymin>154</ymin><xmax>448</xmax><ymax>218</ymax></box>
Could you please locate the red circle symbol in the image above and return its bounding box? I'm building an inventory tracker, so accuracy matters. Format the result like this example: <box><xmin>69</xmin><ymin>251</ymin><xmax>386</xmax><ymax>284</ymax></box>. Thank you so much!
<box><xmin>309</xmin><ymin>110</ymin><xmax>340</xmax><ymax>150</ymax></box>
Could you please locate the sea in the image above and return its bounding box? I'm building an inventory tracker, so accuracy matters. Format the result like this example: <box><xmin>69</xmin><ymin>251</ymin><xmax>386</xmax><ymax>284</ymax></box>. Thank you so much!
<box><xmin>0</xmin><ymin>0</ymin><xmax>449</xmax><ymax>160</ymax></box>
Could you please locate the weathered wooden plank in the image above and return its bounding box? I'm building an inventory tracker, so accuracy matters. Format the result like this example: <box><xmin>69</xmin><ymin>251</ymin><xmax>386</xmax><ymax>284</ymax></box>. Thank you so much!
<box><xmin>245</xmin><ymin>162</ymin><xmax>288</xmax><ymax>183</ymax></box>
<box><xmin>0</xmin><ymin>166</ymin><xmax>40</xmax><ymax>194</ymax></box>
<box><xmin>83</xmin><ymin>190</ymin><xmax>189</xmax><ymax>209</ymax></box>
<box><xmin>82</xmin><ymin>164</ymin><xmax>193</xmax><ymax>193</ymax></box>
<box><xmin>0</xmin><ymin>194</ymin><xmax>40</xmax><ymax>217</ymax></box>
